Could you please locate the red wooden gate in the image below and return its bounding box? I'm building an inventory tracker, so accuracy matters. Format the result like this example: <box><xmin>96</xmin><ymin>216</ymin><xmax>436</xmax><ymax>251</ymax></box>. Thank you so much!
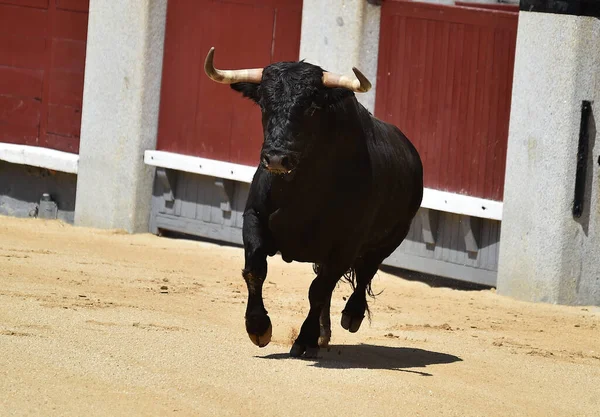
<box><xmin>375</xmin><ymin>0</ymin><xmax>518</xmax><ymax>201</ymax></box>
<box><xmin>0</xmin><ymin>0</ymin><xmax>89</xmax><ymax>154</ymax></box>
<box><xmin>156</xmin><ymin>0</ymin><xmax>303</xmax><ymax>167</ymax></box>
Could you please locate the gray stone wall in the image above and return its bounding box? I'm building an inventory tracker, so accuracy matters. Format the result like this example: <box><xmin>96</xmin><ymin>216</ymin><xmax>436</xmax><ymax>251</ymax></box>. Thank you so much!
<box><xmin>497</xmin><ymin>12</ymin><xmax>600</xmax><ymax>306</ymax></box>
<box><xmin>299</xmin><ymin>0</ymin><xmax>381</xmax><ymax>113</ymax></box>
<box><xmin>74</xmin><ymin>0</ymin><xmax>167</xmax><ymax>233</ymax></box>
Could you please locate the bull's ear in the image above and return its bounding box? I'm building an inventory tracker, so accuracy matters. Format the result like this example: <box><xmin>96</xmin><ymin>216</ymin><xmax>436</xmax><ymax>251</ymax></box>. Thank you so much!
<box><xmin>230</xmin><ymin>83</ymin><xmax>260</xmax><ymax>103</ymax></box>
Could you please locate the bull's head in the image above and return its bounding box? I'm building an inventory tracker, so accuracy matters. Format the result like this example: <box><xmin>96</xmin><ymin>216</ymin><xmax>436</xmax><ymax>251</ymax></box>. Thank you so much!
<box><xmin>204</xmin><ymin>47</ymin><xmax>371</xmax><ymax>176</ymax></box>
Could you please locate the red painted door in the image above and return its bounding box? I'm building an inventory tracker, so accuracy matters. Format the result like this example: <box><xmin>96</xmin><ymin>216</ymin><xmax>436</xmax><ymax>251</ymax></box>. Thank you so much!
<box><xmin>375</xmin><ymin>0</ymin><xmax>518</xmax><ymax>201</ymax></box>
<box><xmin>156</xmin><ymin>0</ymin><xmax>303</xmax><ymax>167</ymax></box>
<box><xmin>0</xmin><ymin>0</ymin><xmax>89</xmax><ymax>154</ymax></box>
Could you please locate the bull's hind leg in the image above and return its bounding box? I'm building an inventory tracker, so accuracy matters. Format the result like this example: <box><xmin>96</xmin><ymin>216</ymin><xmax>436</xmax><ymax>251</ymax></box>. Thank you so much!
<box><xmin>314</xmin><ymin>263</ymin><xmax>332</xmax><ymax>348</ymax></box>
<box><xmin>341</xmin><ymin>226</ymin><xmax>411</xmax><ymax>334</ymax></box>
<box><xmin>290</xmin><ymin>263</ymin><xmax>346</xmax><ymax>358</ymax></box>
<box><xmin>340</xmin><ymin>260</ymin><xmax>379</xmax><ymax>333</ymax></box>
<box><xmin>319</xmin><ymin>292</ymin><xmax>332</xmax><ymax>347</ymax></box>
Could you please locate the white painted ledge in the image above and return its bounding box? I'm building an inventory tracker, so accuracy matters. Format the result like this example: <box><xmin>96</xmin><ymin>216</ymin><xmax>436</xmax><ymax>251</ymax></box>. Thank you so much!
<box><xmin>145</xmin><ymin>150</ymin><xmax>257</xmax><ymax>184</ymax></box>
<box><xmin>0</xmin><ymin>143</ymin><xmax>79</xmax><ymax>174</ymax></box>
<box><xmin>421</xmin><ymin>188</ymin><xmax>502</xmax><ymax>221</ymax></box>
<box><xmin>144</xmin><ymin>150</ymin><xmax>503</xmax><ymax>220</ymax></box>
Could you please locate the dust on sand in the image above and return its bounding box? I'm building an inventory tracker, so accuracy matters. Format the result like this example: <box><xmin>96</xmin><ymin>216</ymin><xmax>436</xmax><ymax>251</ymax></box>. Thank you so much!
<box><xmin>1</xmin><ymin>216</ymin><xmax>599</xmax><ymax>416</ymax></box>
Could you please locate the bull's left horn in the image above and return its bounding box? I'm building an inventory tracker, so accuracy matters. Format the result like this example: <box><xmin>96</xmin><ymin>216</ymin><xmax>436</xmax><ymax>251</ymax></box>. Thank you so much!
<box><xmin>204</xmin><ymin>47</ymin><xmax>263</xmax><ymax>84</ymax></box>
<box><xmin>322</xmin><ymin>67</ymin><xmax>372</xmax><ymax>93</ymax></box>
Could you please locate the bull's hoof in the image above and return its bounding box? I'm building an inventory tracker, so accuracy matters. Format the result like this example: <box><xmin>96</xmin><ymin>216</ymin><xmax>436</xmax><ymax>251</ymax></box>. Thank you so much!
<box><xmin>246</xmin><ymin>313</ymin><xmax>272</xmax><ymax>347</ymax></box>
<box><xmin>247</xmin><ymin>323</ymin><xmax>272</xmax><ymax>348</ymax></box>
<box><xmin>289</xmin><ymin>342</ymin><xmax>319</xmax><ymax>359</ymax></box>
<box><xmin>341</xmin><ymin>312</ymin><xmax>364</xmax><ymax>333</ymax></box>
<box><xmin>318</xmin><ymin>327</ymin><xmax>331</xmax><ymax>348</ymax></box>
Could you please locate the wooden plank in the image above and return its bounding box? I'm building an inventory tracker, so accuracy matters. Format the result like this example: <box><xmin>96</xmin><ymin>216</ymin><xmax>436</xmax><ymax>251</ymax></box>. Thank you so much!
<box><xmin>156</xmin><ymin>0</ymin><xmax>203</xmax><ymax>157</ymax></box>
<box><xmin>0</xmin><ymin>67</ymin><xmax>43</xmax><ymax>98</ymax></box>
<box><xmin>48</xmin><ymin>70</ymin><xmax>84</xmax><ymax>107</ymax></box>
<box><xmin>46</xmin><ymin>103</ymin><xmax>81</xmax><ymax>137</ymax></box>
<box><xmin>56</xmin><ymin>0</ymin><xmax>89</xmax><ymax>12</ymax></box>
<box><xmin>271</xmin><ymin>7</ymin><xmax>301</xmax><ymax>62</ymax></box>
<box><xmin>53</xmin><ymin>9</ymin><xmax>88</xmax><ymax>40</ymax></box>
<box><xmin>155</xmin><ymin>214</ymin><xmax>243</xmax><ymax>246</ymax></box>
<box><xmin>38</xmin><ymin>0</ymin><xmax>55</xmax><ymax>155</ymax></box>
<box><xmin>43</xmin><ymin>133</ymin><xmax>79</xmax><ymax>153</ymax></box>
<box><xmin>384</xmin><ymin>250</ymin><xmax>497</xmax><ymax>287</ymax></box>
<box><xmin>0</xmin><ymin>4</ymin><xmax>48</xmax><ymax>37</ymax></box>
<box><xmin>0</xmin><ymin>124</ymin><xmax>38</xmax><ymax>145</ymax></box>
<box><xmin>0</xmin><ymin>95</ymin><xmax>41</xmax><ymax>126</ymax></box>
<box><xmin>180</xmin><ymin>172</ymin><xmax>199</xmax><ymax>219</ymax></box>
<box><xmin>51</xmin><ymin>39</ymin><xmax>86</xmax><ymax>72</ymax></box>
<box><xmin>0</xmin><ymin>0</ymin><xmax>48</xmax><ymax>7</ymax></box>
<box><xmin>457</xmin><ymin>24</ymin><xmax>480</xmax><ymax>196</ymax></box>
<box><xmin>475</xmin><ymin>28</ymin><xmax>494</xmax><ymax>198</ymax></box>
<box><xmin>0</xmin><ymin>34</ymin><xmax>47</xmax><ymax>69</ymax></box>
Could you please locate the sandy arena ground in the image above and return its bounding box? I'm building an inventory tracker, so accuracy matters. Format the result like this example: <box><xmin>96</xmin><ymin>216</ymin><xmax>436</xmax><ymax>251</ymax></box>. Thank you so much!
<box><xmin>0</xmin><ymin>216</ymin><xmax>599</xmax><ymax>416</ymax></box>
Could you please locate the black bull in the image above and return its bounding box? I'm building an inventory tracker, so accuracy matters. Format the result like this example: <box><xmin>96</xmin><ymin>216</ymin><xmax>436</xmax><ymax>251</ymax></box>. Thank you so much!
<box><xmin>205</xmin><ymin>51</ymin><xmax>424</xmax><ymax>358</ymax></box>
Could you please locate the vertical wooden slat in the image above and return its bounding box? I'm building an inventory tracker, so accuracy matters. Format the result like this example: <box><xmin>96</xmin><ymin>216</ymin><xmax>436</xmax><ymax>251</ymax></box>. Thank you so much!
<box><xmin>38</xmin><ymin>0</ymin><xmax>56</xmax><ymax>149</ymax></box>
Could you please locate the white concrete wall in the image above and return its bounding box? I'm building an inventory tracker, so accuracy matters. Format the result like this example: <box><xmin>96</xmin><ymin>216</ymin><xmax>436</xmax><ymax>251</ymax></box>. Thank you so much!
<box><xmin>299</xmin><ymin>0</ymin><xmax>381</xmax><ymax>113</ymax></box>
<box><xmin>75</xmin><ymin>0</ymin><xmax>167</xmax><ymax>233</ymax></box>
<box><xmin>497</xmin><ymin>12</ymin><xmax>600</xmax><ymax>306</ymax></box>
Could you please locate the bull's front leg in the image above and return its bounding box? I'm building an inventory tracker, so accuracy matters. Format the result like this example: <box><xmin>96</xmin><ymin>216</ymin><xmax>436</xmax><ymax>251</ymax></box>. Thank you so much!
<box><xmin>242</xmin><ymin>209</ymin><xmax>273</xmax><ymax>348</ymax></box>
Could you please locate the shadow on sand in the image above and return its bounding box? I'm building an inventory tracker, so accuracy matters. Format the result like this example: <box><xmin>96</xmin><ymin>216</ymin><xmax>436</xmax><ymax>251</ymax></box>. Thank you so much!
<box><xmin>257</xmin><ymin>344</ymin><xmax>462</xmax><ymax>376</ymax></box>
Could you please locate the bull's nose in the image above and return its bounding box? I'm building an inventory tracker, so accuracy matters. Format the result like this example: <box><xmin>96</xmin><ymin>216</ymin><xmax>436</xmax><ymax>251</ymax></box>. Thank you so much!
<box><xmin>262</xmin><ymin>152</ymin><xmax>293</xmax><ymax>173</ymax></box>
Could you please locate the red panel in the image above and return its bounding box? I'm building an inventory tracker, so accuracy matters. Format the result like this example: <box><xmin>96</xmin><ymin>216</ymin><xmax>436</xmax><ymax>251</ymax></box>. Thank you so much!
<box><xmin>0</xmin><ymin>124</ymin><xmax>39</xmax><ymax>146</ymax></box>
<box><xmin>0</xmin><ymin>0</ymin><xmax>88</xmax><ymax>153</ymax></box>
<box><xmin>48</xmin><ymin>70</ymin><xmax>84</xmax><ymax>107</ymax></box>
<box><xmin>44</xmin><ymin>133</ymin><xmax>79</xmax><ymax>153</ymax></box>
<box><xmin>46</xmin><ymin>103</ymin><xmax>81</xmax><ymax>137</ymax></box>
<box><xmin>0</xmin><ymin>4</ymin><xmax>48</xmax><ymax>37</ymax></box>
<box><xmin>0</xmin><ymin>67</ymin><xmax>44</xmax><ymax>98</ymax></box>
<box><xmin>156</xmin><ymin>1</ymin><xmax>204</xmax><ymax>162</ymax></box>
<box><xmin>272</xmin><ymin>8</ymin><xmax>302</xmax><ymax>62</ymax></box>
<box><xmin>157</xmin><ymin>0</ymin><xmax>303</xmax><ymax>166</ymax></box>
<box><xmin>0</xmin><ymin>0</ymin><xmax>48</xmax><ymax>8</ymax></box>
<box><xmin>51</xmin><ymin>39</ymin><xmax>86</xmax><ymax>72</ymax></box>
<box><xmin>0</xmin><ymin>34</ymin><xmax>47</xmax><ymax>69</ymax></box>
<box><xmin>0</xmin><ymin>95</ymin><xmax>41</xmax><ymax>127</ymax></box>
<box><xmin>198</xmin><ymin>2</ymin><xmax>278</xmax><ymax>165</ymax></box>
<box><xmin>54</xmin><ymin>9</ymin><xmax>88</xmax><ymax>40</ymax></box>
<box><xmin>56</xmin><ymin>0</ymin><xmax>88</xmax><ymax>12</ymax></box>
<box><xmin>375</xmin><ymin>0</ymin><xmax>518</xmax><ymax>201</ymax></box>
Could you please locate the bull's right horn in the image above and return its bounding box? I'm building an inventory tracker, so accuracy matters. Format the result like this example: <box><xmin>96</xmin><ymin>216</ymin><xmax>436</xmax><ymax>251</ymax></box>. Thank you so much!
<box><xmin>322</xmin><ymin>67</ymin><xmax>372</xmax><ymax>93</ymax></box>
<box><xmin>204</xmin><ymin>47</ymin><xmax>263</xmax><ymax>84</ymax></box>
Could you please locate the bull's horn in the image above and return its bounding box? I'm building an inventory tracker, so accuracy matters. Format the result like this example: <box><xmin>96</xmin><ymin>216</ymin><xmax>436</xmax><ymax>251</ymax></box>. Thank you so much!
<box><xmin>322</xmin><ymin>68</ymin><xmax>372</xmax><ymax>93</ymax></box>
<box><xmin>204</xmin><ymin>47</ymin><xmax>263</xmax><ymax>84</ymax></box>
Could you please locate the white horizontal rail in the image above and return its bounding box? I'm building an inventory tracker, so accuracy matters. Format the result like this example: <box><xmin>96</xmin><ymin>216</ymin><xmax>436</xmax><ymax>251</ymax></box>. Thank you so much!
<box><xmin>144</xmin><ymin>150</ymin><xmax>503</xmax><ymax>220</ymax></box>
<box><xmin>0</xmin><ymin>142</ymin><xmax>79</xmax><ymax>174</ymax></box>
